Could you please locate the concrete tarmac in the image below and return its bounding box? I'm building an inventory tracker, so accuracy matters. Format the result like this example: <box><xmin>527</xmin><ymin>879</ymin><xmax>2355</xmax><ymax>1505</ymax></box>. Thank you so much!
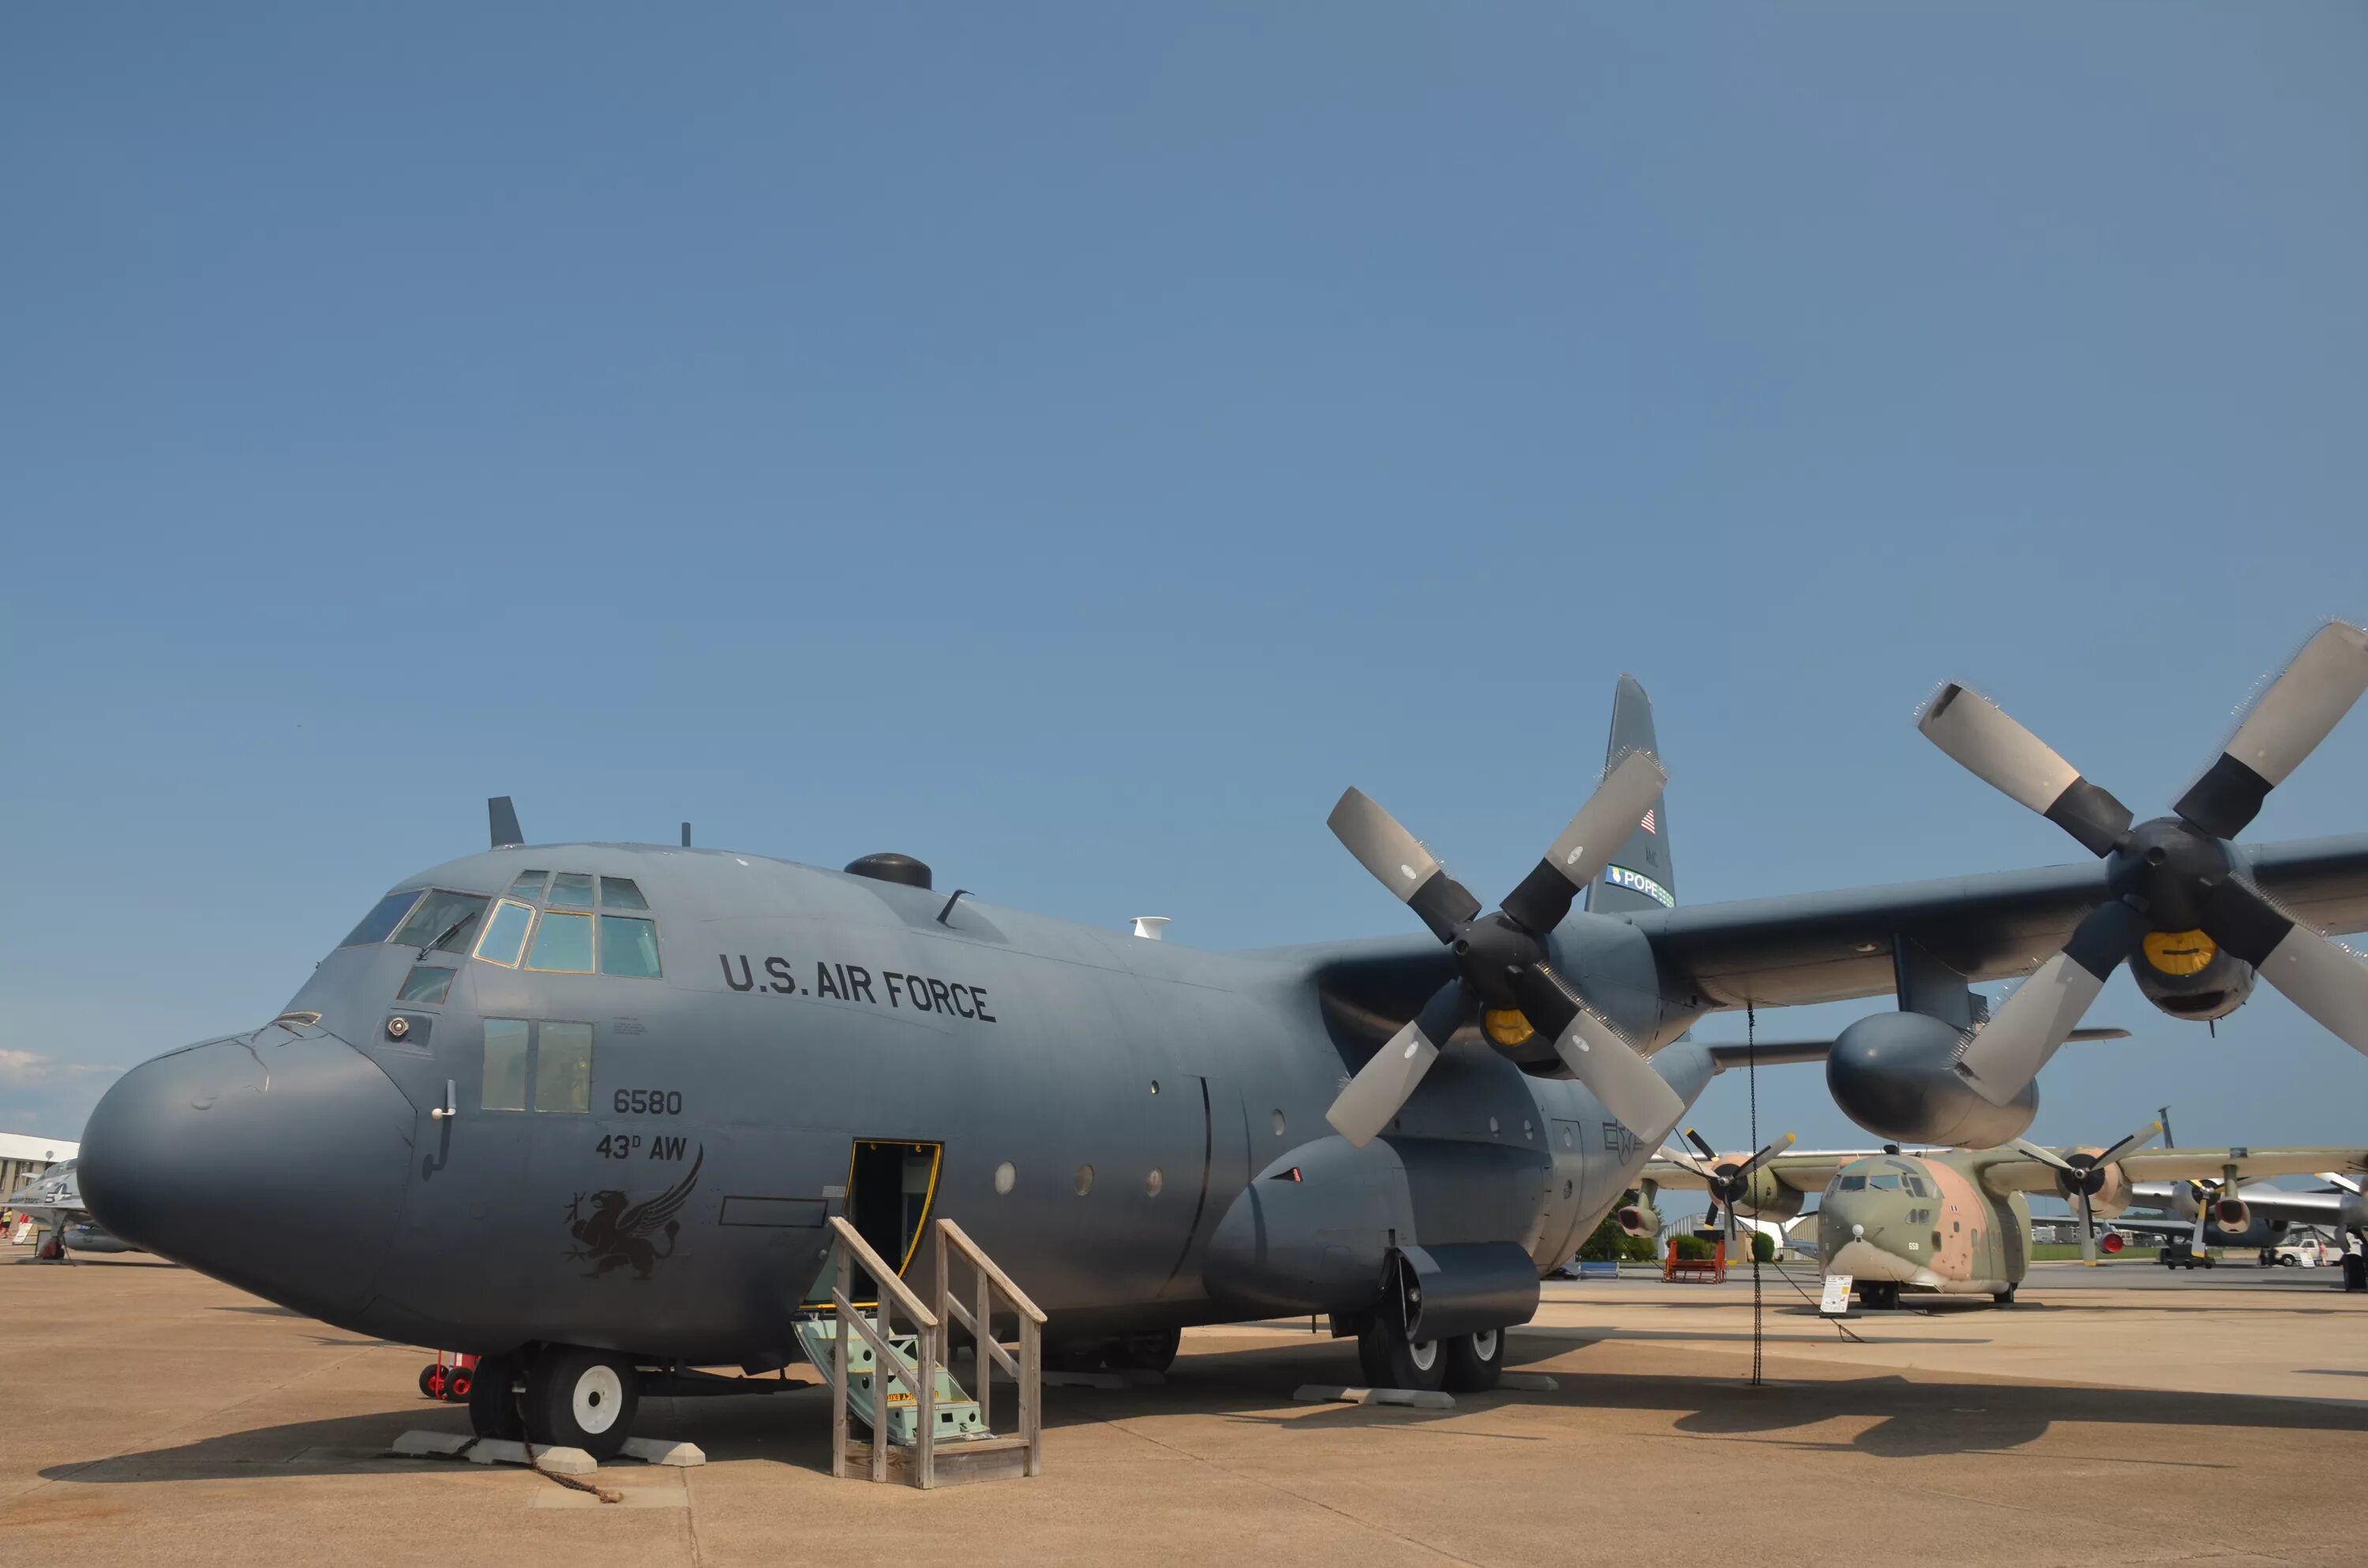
<box><xmin>3</xmin><ymin>1253</ymin><xmax>2364</xmax><ymax>1568</ymax></box>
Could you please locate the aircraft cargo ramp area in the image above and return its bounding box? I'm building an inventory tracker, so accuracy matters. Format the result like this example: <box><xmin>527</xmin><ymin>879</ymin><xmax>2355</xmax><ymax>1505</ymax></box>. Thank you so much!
<box><xmin>5</xmin><ymin>1257</ymin><xmax>2366</xmax><ymax>1568</ymax></box>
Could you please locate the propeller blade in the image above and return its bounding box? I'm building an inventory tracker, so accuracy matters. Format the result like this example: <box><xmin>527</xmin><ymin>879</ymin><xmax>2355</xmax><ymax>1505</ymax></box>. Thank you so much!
<box><xmin>2202</xmin><ymin>879</ymin><xmax>2368</xmax><ymax>1057</ymax></box>
<box><xmin>1326</xmin><ymin>788</ymin><xmax>1484</xmax><ymax>942</ymax></box>
<box><xmin>1323</xmin><ymin>986</ymin><xmax>1467</xmax><ymax>1147</ymax></box>
<box><xmin>2079</xmin><ymin>1188</ymin><xmax>2096</xmax><ymax>1266</ymax></box>
<box><xmin>1683</xmin><ymin>1128</ymin><xmax>1720</xmax><ymax>1164</ymax></box>
<box><xmin>1548</xmin><ymin>1005</ymin><xmax>1688</xmax><ymax>1144</ymax></box>
<box><xmin>1736</xmin><ymin>1132</ymin><xmax>1797</xmax><ymax>1181</ymax></box>
<box><xmin>2175</xmin><ymin>621</ymin><xmax>2368</xmax><ymax>840</ymax></box>
<box><xmin>2007</xmin><ymin>1139</ymin><xmax>2077</xmax><ymax>1173</ymax></box>
<box><xmin>1325</xmin><ymin>1018</ymin><xmax>1441</xmax><ymax>1148</ymax></box>
<box><xmin>1657</xmin><ymin>1143</ymin><xmax>1716</xmax><ymax>1180</ymax></box>
<box><xmin>1500</xmin><ymin>750</ymin><xmax>1669</xmax><ymax>934</ymax></box>
<box><xmin>2317</xmin><ymin>1171</ymin><xmax>2364</xmax><ymax>1196</ymax></box>
<box><xmin>2093</xmin><ymin>1119</ymin><xmax>2164</xmax><ymax>1167</ymax></box>
<box><xmin>1917</xmin><ymin>684</ymin><xmax>2133</xmax><ymax>857</ymax></box>
<box><xmin>1506</xmin><ymin>962</ymin><xmax>1685</xmax><ymax>1139</ymax></box>
<box><xmin>1954</xmin><ymin>901</ymin><xmax>2149</xmax><ymax>1108</ymax></box>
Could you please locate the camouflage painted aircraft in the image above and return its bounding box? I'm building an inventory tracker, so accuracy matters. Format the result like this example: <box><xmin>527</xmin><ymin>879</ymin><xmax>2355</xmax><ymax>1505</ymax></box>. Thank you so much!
<box><xmin>1643</xmin><ymin>1132</ymin><xmax>2368</xmax><ymax>1305</ymax></box>
<box><xmin>73</xmin><ymin>627</ymin><xmax>2368</xmax><ymax>1459</ymax></box>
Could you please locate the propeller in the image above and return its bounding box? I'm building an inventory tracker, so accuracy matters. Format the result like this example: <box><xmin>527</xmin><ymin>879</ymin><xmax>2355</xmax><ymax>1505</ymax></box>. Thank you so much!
<box><xmin>2010</xmin><ymin>1119</ymin><xmax>2162</xmax><ymax>1265</ymax></box>
<box><xmin>1323</xmin><ymin>751</ymin><xmax>1684</xmax><ymax>1147</ymax></box>
<box><xmin>1917</xmin><ymin>621</ymin><xmax>2368</xmax><ymax>1107</ymax></box>
<box><xmin>1665</xmin><ymin>1128</ymin><xmax>1797</xmax><ymax>1252</ymax></box>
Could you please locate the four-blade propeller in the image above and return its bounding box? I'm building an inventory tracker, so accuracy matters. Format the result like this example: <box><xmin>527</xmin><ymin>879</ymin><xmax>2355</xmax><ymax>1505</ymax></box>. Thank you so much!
<box><xmin>1322</xmin><ymin>750</ymin><xmax>1684</xmax><ymax>1147</ymax></box>
<box><xmin>1920</xmin><ymin>620</ymin><xmax>2368</xmax><ymax>1109</ymax></box>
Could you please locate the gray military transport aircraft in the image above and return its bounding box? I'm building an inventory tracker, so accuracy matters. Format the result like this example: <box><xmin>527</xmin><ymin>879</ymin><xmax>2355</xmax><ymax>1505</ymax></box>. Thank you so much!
<box><xmin>75</xmin><ymin>627</ymin><xmax>2368</xmax><ymax>1460</ymax></box>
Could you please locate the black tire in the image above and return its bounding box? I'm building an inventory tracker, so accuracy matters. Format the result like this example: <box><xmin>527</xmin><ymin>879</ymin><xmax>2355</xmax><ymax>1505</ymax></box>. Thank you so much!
<box><xmin>2203</xmin><ymin>1255</ymin><xmax>2217</xmax><ymax>1269</ymax></box>
<box><xmin>1043</xmin><ymin>1338</ymin><xmax>1107</xmax><ymax>1374</ymax></box>
<box><xmin>1354</xmin><ymin>1315</ymin><xmax>1445</xmax><ymax>1392</ymax></box>
<box><xmin>444</xmin><ymin>1364</ymin><xmax>474</xmax><ymax>1402</ymax></box>
<box><xmin>1439</xmin><ymin>1328</ymin><xmax>1504</xmax><ymax>1393</ymax></box>
<box><xmin>522</xmin><ymin>1347</ymin><xmax>639</xmax><ymax>1461</ymax></box>
<box><xmin>1991</xmin><ymin>1287</ymin><xmax>2017</xmax><ymax>1306</ymax></box>
<box><xmin>1107</xmin><ymin>1329</ymin><xmax>1181</xmax><ymax>1375</ymax></box>
<box><xmin>418</xmin><ymin>1364</ymin><xmax>440</xmax><ymax>1400</ymax></box>
<box><xmin>469</xmin><ymin>1354</ymin><xmax>525</xmax><ymax>1440</ymax></box>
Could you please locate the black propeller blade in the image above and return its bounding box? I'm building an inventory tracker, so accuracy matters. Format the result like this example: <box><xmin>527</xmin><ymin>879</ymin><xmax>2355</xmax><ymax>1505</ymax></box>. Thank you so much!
<box><xmin>1324</xmin><ymin>753</ymin><xmax>1682</xmax><ymax>1147</ymax></box>
<box><xmin>1918</xmin><ymin>622</ymin><xmax>2368</xmax><ymax>1109</ymax></box>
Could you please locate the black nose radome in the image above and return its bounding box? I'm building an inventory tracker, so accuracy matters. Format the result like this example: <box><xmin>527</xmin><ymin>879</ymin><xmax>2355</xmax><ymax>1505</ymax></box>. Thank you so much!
<box><xmin>80</xmin><ymin>1032</ymin><xmax>414</xmax><ymax>1321</ymax></box>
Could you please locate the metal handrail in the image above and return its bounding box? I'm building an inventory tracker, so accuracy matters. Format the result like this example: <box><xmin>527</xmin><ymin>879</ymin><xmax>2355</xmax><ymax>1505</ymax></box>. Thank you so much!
<box><xmin>932</xmin><ymin>1217</ymin><xmax>1044</xmax><ymax>1479</ymax></box>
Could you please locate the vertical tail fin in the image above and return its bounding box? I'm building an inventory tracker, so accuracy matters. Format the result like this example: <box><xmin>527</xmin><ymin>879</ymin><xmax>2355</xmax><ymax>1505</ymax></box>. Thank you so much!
<box><xmin>1583</xmin><ymin>675</ymin><xmax>1677</xmax><ymax>915</ymax></box>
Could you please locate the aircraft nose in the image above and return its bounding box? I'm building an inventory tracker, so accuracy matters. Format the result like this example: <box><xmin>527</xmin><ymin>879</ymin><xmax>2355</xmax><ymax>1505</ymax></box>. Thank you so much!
<box><xmin>80</xmin><ymin>1031</ymin><xmax>414</xmax><ymax>1321</ymax></box>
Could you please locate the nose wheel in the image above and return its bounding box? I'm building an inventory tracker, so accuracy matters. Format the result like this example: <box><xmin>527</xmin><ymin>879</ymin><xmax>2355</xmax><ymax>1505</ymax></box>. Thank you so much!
<box><xmin>520</xmin><ymin>1347</ymin><xmax>640</xmax><ymax>1461</ymax></box>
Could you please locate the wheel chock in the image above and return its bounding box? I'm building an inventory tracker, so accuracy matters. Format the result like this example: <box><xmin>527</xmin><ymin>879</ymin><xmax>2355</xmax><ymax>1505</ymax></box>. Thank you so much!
<box><xmin>466</xmin><ymin>1439</ymin><xmax>597</xmax><ymax>1474</ymax></box>
<box><xmin>391</xmin><ymin>1430</ymin><xmax>474</xmax><ymax>1458</ymax></box>
<box><xmin>1291</xmin><ymin>1384</ymin><xmax>1456</xmax><ymax>1409</ymax></box>
<box><xmin>617</xmin><ymin>1437</ymin><xmax>706</xmax><ymax>1467</ymax></box>
<box><xmin>1498</xmin><ymin>1372</ymin><xmax>1559</xmax><ymax>1391</ymax></box>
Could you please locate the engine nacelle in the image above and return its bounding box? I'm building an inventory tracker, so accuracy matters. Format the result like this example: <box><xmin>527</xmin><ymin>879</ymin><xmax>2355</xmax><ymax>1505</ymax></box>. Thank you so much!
<box><xmin>1615</xmin><ymin>1202</ymin><xmax>1662</xmax><ymax>1239</ymax></box>
<box><xmin>1826</xmin><ymin>1011</ymin><xmax>2039</xmax><ymax>1147</ymax></box>
<box><xmin>1723</xmin><ymin>1167</ymin><xmax>1804</xmax><ymax>1222</ymax></box>
<box><xmin>2130</xmin><ymin>931</ymin><xmax>2255</xmax><ymax>1022</ymax></box>
<box><xmin>2213</xmin><ymin>1195</ymin><xmax>2252</xmax><ymax>1232</ymax></box>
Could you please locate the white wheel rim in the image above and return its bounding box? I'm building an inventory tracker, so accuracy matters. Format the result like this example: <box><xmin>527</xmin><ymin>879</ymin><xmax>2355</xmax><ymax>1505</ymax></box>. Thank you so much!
<box><xmin>1407</xmin><ymin>1338</ymin><xmax>1437</xmax><ymax>1372</ymax></box>
<box><xmin>572</xmin><ymin>1364</ymin><xmax>624</xmax><ymax>1435</ymax></box>
<box><xmin>1471</xmin><ymin>1329</ymin><xmax>1498</xmax><ymax>1360</ymax></box>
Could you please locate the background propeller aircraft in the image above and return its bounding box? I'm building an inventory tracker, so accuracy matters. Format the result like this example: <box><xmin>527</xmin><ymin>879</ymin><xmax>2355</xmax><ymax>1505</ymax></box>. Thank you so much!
<box><xmin>2086</xmin><ymin>1168</ymin><xmax>2368</xmax><ymax>1260</ymax></box>
<box><xmin>72</xmin><ymin>640</ymin><xmax>2368</xmax><ymax>1461</ymax></box>
<box><xmin>1644</xmin><ymin>1136</ymin><xmax>2368</xmax><ymax>1306</ymax></box>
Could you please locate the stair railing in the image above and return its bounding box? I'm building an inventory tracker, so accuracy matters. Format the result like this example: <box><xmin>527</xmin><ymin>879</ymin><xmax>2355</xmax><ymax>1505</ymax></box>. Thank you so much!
<box><xmin>822</xmin><ymin>1215</ymin><xmax>940</xmax><ymax>1486</ymax></box>
<box><xmin>931</xmin><ymin>1218</ymin><xmax>1047</xmax><ymax>1478</ymax></box>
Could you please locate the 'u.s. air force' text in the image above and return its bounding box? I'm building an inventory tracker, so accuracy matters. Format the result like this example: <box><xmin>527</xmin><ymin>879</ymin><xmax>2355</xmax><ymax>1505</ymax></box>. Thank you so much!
<box><xmin>717</xmin><ymin>955</ymin><xmax>996</xmax><ymax>1023</ymax></box>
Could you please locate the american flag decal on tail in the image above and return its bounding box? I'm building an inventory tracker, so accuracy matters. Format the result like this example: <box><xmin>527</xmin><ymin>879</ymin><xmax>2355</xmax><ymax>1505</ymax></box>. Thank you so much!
<box><xmin>1639</xmin><ymin>807</ymin><xmax>1656</xmax><ymax>835</ymax></box>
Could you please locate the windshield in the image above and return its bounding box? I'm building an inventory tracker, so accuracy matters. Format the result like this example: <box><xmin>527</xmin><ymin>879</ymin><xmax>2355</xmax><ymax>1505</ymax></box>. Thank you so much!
<box><xmin>392</xmin><ymin>890</ymin><xmax>491</xmax><ymax>952</ymax></box>
<box><xmin>340</xmin><ymin>890</ymin><xmax>425</xmax><ymax>948</ymax></box>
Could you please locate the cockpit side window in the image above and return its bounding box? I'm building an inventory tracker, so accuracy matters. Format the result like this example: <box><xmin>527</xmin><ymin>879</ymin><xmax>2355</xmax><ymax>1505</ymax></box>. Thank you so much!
<box><xmin>342</xmin><ymin>891</ymin><xmax>425</xmax><ymax>948</ymax></box>
<box><xmin>398</xmin><ymin>965</ymin><xmax>455</xmax><ymax>1004</ymax></box>
<box><xmin>548</xmin><ymin>872</ymin><xmax>594</xmax><ymax>911</ymax></box>
<box><xmin>599</xmin><ymin>877</ymin><xmax>650</xmax><ymax>911</ymax></box>
<box><xmin>392</xmin><ymin>890</ymin><xmax>491</xmax><ymax>952</ymax></box>
<box><xmin>474</xmin><ymin>899</ymin><xmax>537</xmax><ymax>967</ymax></box>
<box><xmin>599</xmin><ymin>915</ymin><xmax>662</xmax><ymax>977</ymax></box>
<box><xmin>507</xmin><ymin>870</ymin><xmax>549</xmax><ymax>901</ymax></box>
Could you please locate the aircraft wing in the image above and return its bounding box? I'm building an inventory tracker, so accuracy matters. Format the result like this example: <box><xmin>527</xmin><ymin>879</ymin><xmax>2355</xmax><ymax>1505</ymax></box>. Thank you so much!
<box><xmin>1624</xmin><ymin>836</ymin><xmax>2368</xmax><ymax>1010</ymax></box>
<box><xmin>1641</xmin><ymin>1151</ymin><xmax>1872</xmax><ymax>1196</ymax></box>
<box><xmin>1976</xmin><ymin>1147</ymin><xmax>2368</xmax><ymax>1196</ymax></box>
<box><xmin>2120</xmin><ymin>1184</ymin><xmax>2355</xmax><ymax>1226</ymax></box>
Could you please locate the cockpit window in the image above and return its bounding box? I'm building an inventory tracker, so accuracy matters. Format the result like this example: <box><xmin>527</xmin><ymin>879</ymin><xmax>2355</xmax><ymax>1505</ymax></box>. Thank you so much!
<box><xmin>527</xmin><ymin>910</ymin><xmax>595</xmax><ymax>972</ymax></box>
<box><xmin>1869</xmin><ymin>1174</ymin><xmax>1902</xmax><ymax>1190</ymax></box>
<box><xmin>599</xmin><ymin>915</ymin><xmax>662</xmax><ymax>977</ymax></box>
<box><xmin>342</xmin><ymin>891</ymin><xmax>425</xmax><ymax>948</ymax></box>
<box><xmin>508</xmin><ymin>870</ymin><xmax>549</xmax><ymax>901</ymax></box>
<box><xmin>600</xmin><ymin>877</ymin><xmax>650</xmax><ymax>911</ymax></box>
<box><xmin>474</xmin><ymin>900</ymin><xmax>536</xmax><ymax>967</ymax></box>
<box><xmin>392</xmin><ymin>890</ymin><xmax>491</xmax><ymax>952</ymax></box>
<box><xmin>1904</xmin><ymin>1176</ymin><xmax>1931</xmax><ymax>1198</ymax></box>
<box><xmin>548</xmin><ymin>872</ymin><xmax>595</xmax><ymax>911</ymax></box>
<box><xmin>399</xmin><ymin>965</ymin><xmax>456</xmax><ymax>1004</ymax></box>
<box><xmin>1838</xmin><ymin>1174</ymin><xmax>1867</xmax><ymax>1191</ymax></box>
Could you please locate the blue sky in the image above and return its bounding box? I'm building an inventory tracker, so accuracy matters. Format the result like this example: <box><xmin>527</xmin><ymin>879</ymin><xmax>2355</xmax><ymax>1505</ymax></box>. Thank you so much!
<box><xmin>5</xmin><ymin>5</ymin><xmax>2366</xmax><ymax>1169</ymax></box>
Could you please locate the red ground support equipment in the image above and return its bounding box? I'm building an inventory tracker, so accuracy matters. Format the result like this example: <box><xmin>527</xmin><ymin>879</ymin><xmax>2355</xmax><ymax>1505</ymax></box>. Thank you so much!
<box><xmin>415</xmin><ymin>1350</ymin><xmax>481</xmax><ymax>1401</ymax></box>
<box><xmin>1662</xmin><ymin>1238</ymin><xmax>1728</xmax><ymax>1282</ymax></box>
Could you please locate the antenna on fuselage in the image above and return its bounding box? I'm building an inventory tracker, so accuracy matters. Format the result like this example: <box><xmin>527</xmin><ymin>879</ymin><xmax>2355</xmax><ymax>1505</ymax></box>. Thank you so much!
<box><xmin>2159</xmin><ymin>1106</ymin><xmax>2175</xmax><ymax>1147</ymax></box>
<box><xmin>489</xmin><ymin>796</ymin><xmax>523</xmax><ymax>848</ymax></box>
<box><xmin>681</xmin><ymin>822</ymin><xmax>691</xmax><ymax>848</ymax></box>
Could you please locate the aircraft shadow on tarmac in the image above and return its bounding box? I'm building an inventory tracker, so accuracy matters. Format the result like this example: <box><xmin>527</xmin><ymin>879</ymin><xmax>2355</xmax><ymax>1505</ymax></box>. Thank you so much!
<box><xmin>41</xmin><ymin>1335</ymin><xmax>2368</xmax><ymax>1485</ymax></box>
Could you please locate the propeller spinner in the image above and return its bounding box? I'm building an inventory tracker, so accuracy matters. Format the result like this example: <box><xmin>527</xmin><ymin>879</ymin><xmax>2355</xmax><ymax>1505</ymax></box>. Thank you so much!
<box><xmin>1920</xmin><ymin>620</ymin><xmax>2368</xmax><ymax>1109</ymax></box>
<box><xmin>1322</xmin><ymin>751</ymin><xmax>1684</xmax><ymax>1147</ymax></box>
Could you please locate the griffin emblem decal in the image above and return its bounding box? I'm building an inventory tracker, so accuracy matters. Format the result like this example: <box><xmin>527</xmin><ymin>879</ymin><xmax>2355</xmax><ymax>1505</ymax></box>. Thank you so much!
<box><xmin>567</xmin><ymin>1147</ymin><xmax>703</xmax><ymax>1279</ymax></box>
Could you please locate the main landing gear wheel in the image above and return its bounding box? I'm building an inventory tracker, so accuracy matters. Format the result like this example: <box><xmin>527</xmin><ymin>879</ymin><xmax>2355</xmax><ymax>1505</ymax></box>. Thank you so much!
<box><xmin>1355</xmin><ymin>1315</ymin><xmax>1445</xmax><ymax>1393</ymax></box>
<box><xmin>1440</xmin><ymin>1328</ymin><xmax>1504</xmax><ymax>1393</ymax></box>
<box><xmin>1991</xmin><ymin>1287</ymin><xmax>2017</xmax><ymax>1306</ymax></box>
<box><xmin>1858</xmin><ymin>1282</ymin><xmax>1902</xmax><ymax>1310</ymax></box>
<box><xmin>522</xmin><ymin>1347</ymin><xmax>639</xmax><ymax>1460</ymax></box>
<box><xmin>468</xmin><ymin>1354</ymin><xmax>525</xmax><ymax>1440</ymax></box>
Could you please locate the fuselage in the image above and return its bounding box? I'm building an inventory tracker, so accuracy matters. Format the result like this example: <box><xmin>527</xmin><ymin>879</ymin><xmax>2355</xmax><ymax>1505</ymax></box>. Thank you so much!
<box><xmin>78</xmin><ymin>842</ymin><xmax>1708</xmax><ymax>1364</ymax></box>
<box><xmin>1816</xmin><ymin>1151</ymin><xmax>2031</xmax><ymax>1296</ymax></box>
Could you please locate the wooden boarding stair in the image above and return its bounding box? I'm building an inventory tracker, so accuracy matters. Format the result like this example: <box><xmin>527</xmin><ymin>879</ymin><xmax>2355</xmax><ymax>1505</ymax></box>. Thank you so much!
<box><xmin>803</xmin><ymin>1215</ymin><xmax>1044</xmax><ymax>1488</ymax></box>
